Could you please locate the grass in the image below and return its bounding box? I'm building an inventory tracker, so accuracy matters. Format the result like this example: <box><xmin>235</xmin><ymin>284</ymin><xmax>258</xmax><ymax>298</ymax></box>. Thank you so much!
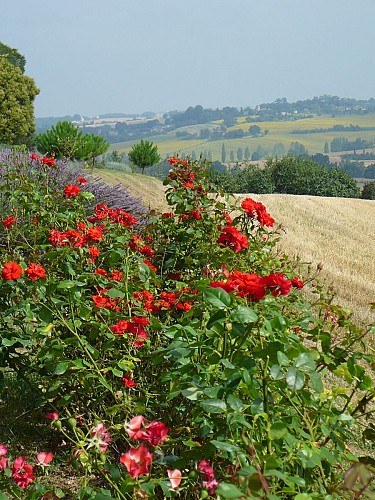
<box><xmin>96</xmin><ymin>169</ymin><xmax>375</xmax><ymax>327</ymax></box>
<box><xmin>109</xmin><ymin>113</ymin><xmax>375</xmax><ymax>161</ymax></box>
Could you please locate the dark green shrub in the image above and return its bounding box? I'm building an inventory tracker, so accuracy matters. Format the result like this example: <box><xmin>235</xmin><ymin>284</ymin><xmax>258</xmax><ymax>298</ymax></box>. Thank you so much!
<box><xmin>362</xmin><ymin>181</ymin><xmax>375</xmax><ymax>200</ymax></box>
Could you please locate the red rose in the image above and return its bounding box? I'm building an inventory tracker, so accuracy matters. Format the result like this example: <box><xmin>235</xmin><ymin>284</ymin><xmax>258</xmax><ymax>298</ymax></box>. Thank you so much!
<box><xmin>2</xmin><ymin>262</ymin><xmax>23</xmax><ymax>280</ymax></box>
<box><xmin>25</xmin><ymin>263</ymin><xmax>46</xmax><ymax>280</ymax></box>
<box><xmin>64</xmin><ymin>184</ymin><xmax>81</xmax><ymax>197</ymax></box>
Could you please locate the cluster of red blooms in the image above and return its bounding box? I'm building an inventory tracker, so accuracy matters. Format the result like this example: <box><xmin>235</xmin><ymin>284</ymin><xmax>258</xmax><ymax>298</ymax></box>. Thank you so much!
<box><xmin>64</xmin><ymin>184</ymin><xmax>81</xmax><ymax>197</ymax></box>
<box><xmin>133</xmin><ymin>289</ymin><xmax>194</xmax><ymax>314</ymax></box>
<box><xmin>128</xmin><ymin>234</ymin><xmax>158</xmax><ymax>272</ymax></box>
<box><xmin>181</xmin><ymin>209</ymin><xmax>202</xmax><ymax>221</ymax></box>
<box><xmin>119</xmin><ymin>416</ymin><xmax>169</xmax><ymax>478</ymax></box>
<box><xmin>211</xmin><ymin>269</ymin><xmax>303</xmax><ymax>301</ymax></box>
<box><xmin>241</xmin><ymin>198</ymin><xmax>275</xmax><ymax>227</ymax></box>
<box><xmin>92</xmin><ymin>291</ymin><xmax>122</xmax><ymax>313</ymax></box>
<box><xmin>94</xmin><ymin>268</ymin><xmax>124</xmax><ymax>281</ymax></box>
<box><xmin>129</xmin><ymin>234</ymin><xmax>155</xmax><ymax>258</ymax></box>
<box><xmin>88</xmin><ymin>203</ymin><xmax>138</xmax><ymax>227</ymax></box>
<box><xmin>1</xmin><ymin>262</ymin><xmax>46</xmax><ymax>281</ymax></box>
<box><xmin>2</xmin><ymin>215</ymin><xmax>17</xmax><ymax>230</ymax></box>
<box><xmin>30</xmin><ymin>153</ymin><xmax>56</xmax><ymax>167</ymax></box>
<box><xmin>167</xmin><ymin>157</ymin><xmax>206</xmax><ymax>193</ymax></box>
<box><xmin>110</xmin><ymin>316</ymin><xmax>149</xmax><ymax>348</ymax></box>
<box><xmin>217</xmin><ymin>225</ymin><xmax>248</xmax><ymax>253</ymax></box>
<box><xmin>198</xmin><ymin>459</ymin><xmax>219</xmax><ymax>496</ymax></box>
<box><xmin>49</xmin><ymin>223</ymin><xmax>104</xmax><ymax>248</ymax></box>
<box><xmin>0</xmin><ymin>445</ymin><xmax>53</xmax><ymax>490</ymax></box>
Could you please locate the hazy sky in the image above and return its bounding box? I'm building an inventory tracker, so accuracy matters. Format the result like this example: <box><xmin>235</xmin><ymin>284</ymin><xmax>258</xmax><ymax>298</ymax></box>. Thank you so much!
<box><xmin>2</xmin><ymin>0</ymin><xmax>375</xmax><ymax>117</ymax></box>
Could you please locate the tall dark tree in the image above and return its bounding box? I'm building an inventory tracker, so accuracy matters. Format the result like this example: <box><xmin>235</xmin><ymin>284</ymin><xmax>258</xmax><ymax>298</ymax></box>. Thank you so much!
<box><xmin>230</xmin><ymin>150</ymin><xmax>235</xmax><ymax>162</ymax></box>
<box><xmin>237</xmin><ymin>147</ymin><xmax>243</xmax><ymax>161</ymax></box>
<box><xmin>221</xmin><ymin>143</ymin><xmax>226</xmax><ymax>163</ymax></box>
<box><xmin>244</xmin><ymin>146</ymin><xmax>250</xmax><ymax>160</ymax></box>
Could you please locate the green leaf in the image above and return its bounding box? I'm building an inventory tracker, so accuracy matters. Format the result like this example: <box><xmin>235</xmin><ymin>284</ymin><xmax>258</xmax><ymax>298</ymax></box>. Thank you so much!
<box><xmin>221</xmin><ymin>359</ymin><xmax>235</xmax><ymax>369</ymax></box>
<box><xmin>215</xmin><ymin>482</ymin><xmax>244</xmax><ymax>498</ymax></box>
<box><xmin>182</xmin><ymin>387</ymin><xmax>203</xmax><ymax>400</ymax></box>
<box><xmin>106</xmin><ymin>463</ymin><xmax>121</xmax><ymax>482</ymax></box>
<box><xmin>38</xmin><ymin>305</ymin><xmax>53</xmax><ymax>323</ymax></box>
<box><xmin>286</xmin><ymin>367</ymin><xmax>305</xmax><ymax>391</ymax></box>
<box><xmin>227</xmin><ymin>394</ymin><xmax>244</xmax><ymax>411</ymax></box>
<box><xmin>277</xmin><ymin>351</ymin><xmax>290</xmax><ymax>366</ymax></box>
<box><xmin>309</xmin><ymin>371</ymin><xmax>323</xmax><ymax>393</ymax></box>
<box><xmin>270</xmin><ymin>364</ymin><xmax>284</xmax><ymax>380</ymax></box>
<box><xmin>211</xmin><ymin>440</ymin><xmax>239</xmax><ymax>453</ymax></box>
<box><xmin>269</xmin><ymin>421</ymin><xmax>288</xmax><ymax>440</ymax></box>
<box><xmin>207</xmin><ymin>309</ymin><xmax>227</xmax><ymax>329</ymax></box>
<box><xmin>237</xmin><ymin>466</ymin><xmax>258</xmax><ymax>477</ymax></box>
<box><xmin>295</xmin><ymin>353</ymin><xmax>316</xmax><ymax>371</ymax></box>
<box><xmin>231</xmin><ymin>305</ymin><xmax>258</xmax><ymax>324</ymax></box>
<box><xmin>200</xmin><ymin>398</ymin><xmax>227</xmax><ymax>414</ymax></box>
<box><xmin>107</xmin><ymin>288</ymin><xmax>125</xmax><ymax>299</ymax></box>
<box><xmin>54</xmin><ymin>361</ymin><xmax>69</xmax><ymax>375</ymax></box>
<box><xmin>204</xmin><ymin>288</ymin><xmax>231</xmax><ymax>309</ymax></box>
<box><xmin>57</xmin><ymin>280</ymin><xmax>76</xmax><ymax>289</ymax></box>
<box><xmin>138</xmin><ymin>482</ymin><xmax>155</xmax><ymax>495</ymax></box>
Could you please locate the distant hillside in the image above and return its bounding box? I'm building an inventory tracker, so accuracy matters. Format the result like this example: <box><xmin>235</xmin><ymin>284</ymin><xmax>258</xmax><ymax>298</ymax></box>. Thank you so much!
<box><xmin>95</xmin><ymin>169</ymin><xmax>375</xmax><ymax>326</ymax></box>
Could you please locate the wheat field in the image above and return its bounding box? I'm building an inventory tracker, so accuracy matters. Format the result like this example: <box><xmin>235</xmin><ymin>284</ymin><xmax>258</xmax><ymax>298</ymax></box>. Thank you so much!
<box><xmin>96</xmin><ymin>171</ymin><xmax>375</xmax><ymax>326</ymax></box>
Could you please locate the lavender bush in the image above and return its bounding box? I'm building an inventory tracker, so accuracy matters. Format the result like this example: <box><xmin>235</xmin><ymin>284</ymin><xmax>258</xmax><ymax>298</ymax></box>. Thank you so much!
<box><xmin>0</xmin><ymin>148</ymin><xmax>147</xmax><ymax>216</ymax></box>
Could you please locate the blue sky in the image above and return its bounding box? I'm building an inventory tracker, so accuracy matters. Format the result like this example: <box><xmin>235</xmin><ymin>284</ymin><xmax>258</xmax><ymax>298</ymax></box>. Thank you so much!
<box><xmin>2</xmin><ymin>0</ymin><xmax>375</xmax><ymax>117</ymax></box>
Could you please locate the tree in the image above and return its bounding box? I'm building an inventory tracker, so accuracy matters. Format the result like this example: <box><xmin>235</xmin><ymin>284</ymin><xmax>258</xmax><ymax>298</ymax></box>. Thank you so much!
<box><xmin>229</xmin><ymin>150</ymin><xmax>235</xmax><ymax>162</ymax></box>
<box><xmin>36</xmin><ymin>121</ymin><xmax>109</xmax><ymax>166</ymax></box>
<box><xmin>272</xmin><ymin>143</ymin><xmax>285</xmax><ymax>157</ymax></box>
<box><xmin>244</xmin><ymin>146</ymin><xmax>250</xmax><ymax>160</ymax></box>
<box><xmin>0</xmin><ymin>42</ymin><xmax>26</xmax><ymax>73</ymax></box>
<box><xmin>267</xmin><ymin>157</ymin><xmax>360</xmax><ymax>198</ymax></box>
<box><xmin>237</xmin><ymin>147</ymin><xmax>243</xmax><ymax>161</ymax></box>
<box><xmin>324</xmin><ymin>142</ymin><xmax>329</xmax><ymax>154</ymax></box>
<box><xmin>128</xmin><ymin>139</ymin><xmax>161</xmax><ymax>174</ymax></box>
<box><xmin>362</xmin><ymin>181</ymin><xmax>375</xmax><ymax>200</ymax></box>
<box><xmin>249</xmin><ymin>125</ymin><xmax>261</xmax><ymax>136</ymax></box>
<box><xmin>0</xmin><ymin>59</ymin><xmax>39</xmax><ymax>145</ymax></box>
<box><xmin>288</xmin><ymin>141</ymin><xmax>308</xmax><ymax>157</ymax></box>
<box><xmin>221</xmin><ymin>143</ymin><xmax>226</xmax><ymax>163</ymax></box>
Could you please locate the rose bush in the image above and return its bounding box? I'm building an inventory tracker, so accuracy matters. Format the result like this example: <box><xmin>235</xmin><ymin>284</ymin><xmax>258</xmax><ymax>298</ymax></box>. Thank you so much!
<box><xmin>0</xmin><ymin>153</ymin><xmax>374</xmax><ymax>499</ymax></box>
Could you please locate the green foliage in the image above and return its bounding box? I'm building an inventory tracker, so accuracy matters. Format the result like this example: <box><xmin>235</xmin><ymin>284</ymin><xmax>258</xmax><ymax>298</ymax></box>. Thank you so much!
<box><xmin>128</xmin><ymin>139</ymin><xmax>161</xmax><ymax>174</ymax></box>
<box><xmin>288</xmin><ymin>141</ymin><xmax>308</xmax><ymax>157</ymax></box>
<box><xmin>211</xmin><ymin>158</ymin><xmax>360</xmax><ymax>198</ymax></box>
<box><xmin>362</xmin><ymin>181</ymin><xmax>375</xmax><ymax>200</ymax></box>
<box><xmin>212</xmin><ymin>165</ymin><xmax>275</xmax><ymax>194</ymax></box>
<box><xmin>36</xmin><ymin>121</ymin><xmax>109</xmax><ymax>162</ymax></box>
<box><xmin>0</xmin><ymin>59</ymin><xmax>39</xmax><ymax>145</ymax></box>
<box><xmin>268</xmin><ymin>157</ymin><xmax>360</xmax><ymax>198</ymax></box>
<box><xmin>0</xmin><ymin>155</ymin><xmax>373</xmax><ymax>498</ymax></box>
<box><xmin>0</xmin><ymin>41</ymin><xmax>26</xmax><ymax>73</ymax></box>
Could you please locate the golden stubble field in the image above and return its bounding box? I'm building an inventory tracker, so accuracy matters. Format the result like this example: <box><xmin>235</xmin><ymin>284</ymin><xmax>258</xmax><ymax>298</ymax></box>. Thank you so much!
<box><xmin>98</xmin><ymin>171</ymin><xmax>375</xmax><ymax>326</ymax></box>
